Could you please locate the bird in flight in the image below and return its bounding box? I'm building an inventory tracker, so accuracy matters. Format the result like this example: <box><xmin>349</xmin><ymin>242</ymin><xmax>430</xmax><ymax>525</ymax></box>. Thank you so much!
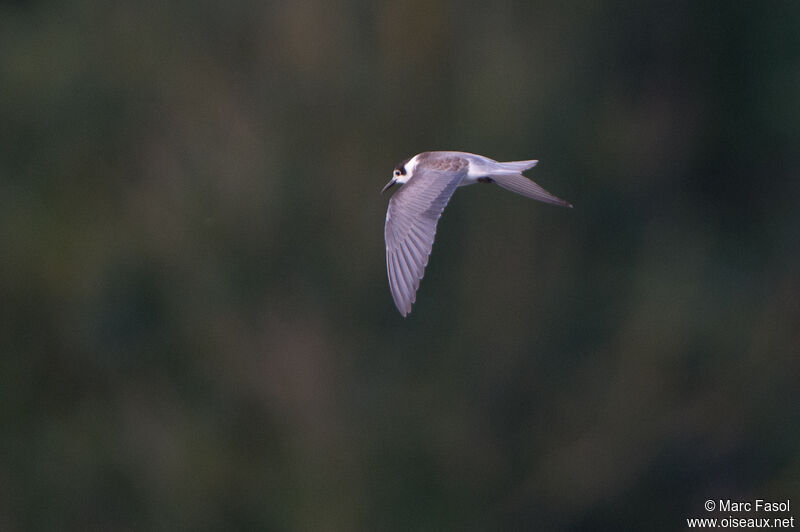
<box><xmin>382</xmin><ymin>151</ymin><xmax>572</xmax><ymax>316</ymax></box>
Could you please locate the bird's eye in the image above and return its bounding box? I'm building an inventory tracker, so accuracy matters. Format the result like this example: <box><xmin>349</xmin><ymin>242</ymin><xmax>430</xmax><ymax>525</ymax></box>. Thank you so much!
<box><xmin>394</xmin><ymin>170</ymin><xmax>401</xmax><ymax>177</ymax></box>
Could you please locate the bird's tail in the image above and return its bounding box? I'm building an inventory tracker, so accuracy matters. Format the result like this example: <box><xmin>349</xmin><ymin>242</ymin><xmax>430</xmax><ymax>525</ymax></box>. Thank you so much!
<box><xmin>491</xmin><ymin>173</ymin><xmax>573</xmax><ymax>208</ymax></box>
<box><xmin>494</xmin><ymin>159</ymin><xmax>539</xmax><ymax>174</ymax></box>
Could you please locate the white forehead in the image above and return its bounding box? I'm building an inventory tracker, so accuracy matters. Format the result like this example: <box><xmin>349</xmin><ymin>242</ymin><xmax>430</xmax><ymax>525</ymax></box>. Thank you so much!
<box><xmin>393</xmin><ymin>153</ymin><xmax>421</xmax><ymax>184</ymax></box>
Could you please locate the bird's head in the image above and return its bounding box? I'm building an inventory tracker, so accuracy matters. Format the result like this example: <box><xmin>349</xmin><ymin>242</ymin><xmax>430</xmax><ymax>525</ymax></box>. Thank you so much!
<box><xmin>382</xmin><ymin>157</ymin><xmax>414</xmax><ymax>193</ymax></box>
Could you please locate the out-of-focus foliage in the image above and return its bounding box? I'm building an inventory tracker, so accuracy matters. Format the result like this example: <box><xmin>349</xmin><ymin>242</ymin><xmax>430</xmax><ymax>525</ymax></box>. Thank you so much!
<box><xmin>1</xmin><ymin>1</ymin><xmax>798</xmax><ymax>530</ymax></box>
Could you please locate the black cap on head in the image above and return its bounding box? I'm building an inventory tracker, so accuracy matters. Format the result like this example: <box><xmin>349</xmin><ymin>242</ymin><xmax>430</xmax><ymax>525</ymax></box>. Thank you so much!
<box><xmin>394</xmin><ymin>157</ymin><xmax>411</xmax><ymax>175</ymax></box>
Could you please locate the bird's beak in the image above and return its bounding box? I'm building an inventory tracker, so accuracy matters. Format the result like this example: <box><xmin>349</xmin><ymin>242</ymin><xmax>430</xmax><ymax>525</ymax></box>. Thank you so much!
<box><xmin>381</xmin><ymin>178</ymin><xmax>397</xmax><ymax>194</ymax></box>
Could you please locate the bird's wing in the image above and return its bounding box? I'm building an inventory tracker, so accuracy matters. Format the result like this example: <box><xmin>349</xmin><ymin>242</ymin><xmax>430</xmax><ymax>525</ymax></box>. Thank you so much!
<box><xmin>490</xmin><ymin>173</ymin><xmax>573</xmax><ymax>208</ymax></box>
<box><xmin>385</xmin><ymin>166</ymin><xmax>467</xmax><ymax>316</ymax></box>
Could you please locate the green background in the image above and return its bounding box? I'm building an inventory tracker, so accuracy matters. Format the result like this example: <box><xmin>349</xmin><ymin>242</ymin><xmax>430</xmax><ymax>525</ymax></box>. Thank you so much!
<box><xmin>2</xmin><ymin>1</ymin><xmax>798</xmax><ymax>530</ymax></box>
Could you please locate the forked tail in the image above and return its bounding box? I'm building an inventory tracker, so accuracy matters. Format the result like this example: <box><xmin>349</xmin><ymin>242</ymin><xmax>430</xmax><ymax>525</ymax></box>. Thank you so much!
<box><xmin>496</xmin><ymin>159</ymin><xmax>539</xmax><ymax>174</ymax></box>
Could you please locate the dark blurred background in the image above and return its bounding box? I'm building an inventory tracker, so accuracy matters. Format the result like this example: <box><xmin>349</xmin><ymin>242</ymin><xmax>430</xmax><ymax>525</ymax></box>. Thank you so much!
<box><xmin>1</xmin><ymin>1</ymin><xmax>799</xmax><ymax>530</ymax></box>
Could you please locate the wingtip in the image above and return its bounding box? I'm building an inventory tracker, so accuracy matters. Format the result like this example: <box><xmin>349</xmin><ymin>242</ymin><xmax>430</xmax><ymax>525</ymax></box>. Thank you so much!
<box><xmin>391</xmin><ymin>299</ymin><xmax>411</xmax><ymax>317</ymax></box>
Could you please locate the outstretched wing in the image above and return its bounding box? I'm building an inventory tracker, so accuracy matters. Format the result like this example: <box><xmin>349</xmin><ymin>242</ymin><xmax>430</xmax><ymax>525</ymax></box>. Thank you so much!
<box><xmin>490</xmin><ymin>173</ymin><xmax>573</xmax><ymax>208</ymax></box>
<box><xmin>385</xmin><ymin>166</ymin><xmax>467</xmax><ymax>316</ymax></box>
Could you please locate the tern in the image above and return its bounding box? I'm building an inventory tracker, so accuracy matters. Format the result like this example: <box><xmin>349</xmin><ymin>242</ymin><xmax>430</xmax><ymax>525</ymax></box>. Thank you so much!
<box><xmin>382</xmin><ymin>151</ymin><xmax>572</xmax><ymax>316</ymax></box>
